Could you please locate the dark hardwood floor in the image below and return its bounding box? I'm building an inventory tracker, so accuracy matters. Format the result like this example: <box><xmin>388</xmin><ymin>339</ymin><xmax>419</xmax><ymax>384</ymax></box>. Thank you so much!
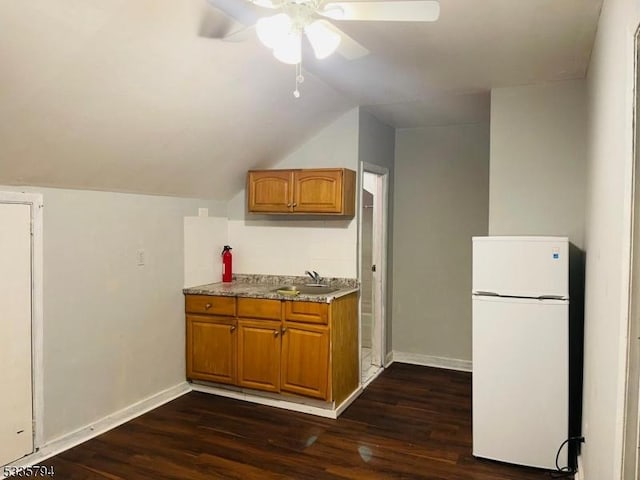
<box><xmin>42</xmin><ymin>364</ymin><xmax>565</xmax><ymax>479</ymax></box>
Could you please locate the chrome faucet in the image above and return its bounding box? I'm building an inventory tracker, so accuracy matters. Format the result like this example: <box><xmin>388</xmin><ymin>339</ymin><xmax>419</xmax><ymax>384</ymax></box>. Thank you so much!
<box><xmin>305</xmin><ymin>270</ymin><xmax>322</xmax><ymax>284</ymax></box>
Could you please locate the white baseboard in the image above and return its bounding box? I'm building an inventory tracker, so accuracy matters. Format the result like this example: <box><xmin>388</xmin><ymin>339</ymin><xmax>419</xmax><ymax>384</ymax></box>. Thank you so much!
<box><xmin>4</xmin><ymin>382</ymin><xmax>191</xmax><ymax>477</ymax></box>
<box><xmin>384</xmin><ymin>350</ymin><xmax>394</xmax><ymax>367</ymax></box>
<box><xmin>362</xmin><ymin>366</ymin><xmax>384</xmax><ymax>388</ymax></box>
<box><xmin>576</xmin><ymin>453</ymin><xmax>584</xmax><ymax>480</ymax></box>
<box><xmin>392</xmin><ymin>351</ymin><xmax>472</xmax><ymax>372</ymax></box>
<box><xmin>191</xmin><ymin>383</ymin><xmax>343</xmax><ymax>419</ymax></box>
<box><xmin>334</xmin><ymin>387</ymin><xmax>364</xmax><ymax>417</ymax></box>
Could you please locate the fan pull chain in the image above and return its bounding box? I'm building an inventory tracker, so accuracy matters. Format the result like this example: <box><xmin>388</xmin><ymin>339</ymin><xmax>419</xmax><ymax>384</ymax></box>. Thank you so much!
<box><xmin>293</xmin><ymin>61</ymin><xmax>304</xmax><ymax>98</ymax></box>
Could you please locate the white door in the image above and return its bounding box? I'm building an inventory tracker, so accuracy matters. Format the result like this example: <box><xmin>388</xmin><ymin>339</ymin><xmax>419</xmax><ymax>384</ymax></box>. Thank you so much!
<box><xmin>360</xmin><ymin>167</ymin><xmax>389</xmax><ymax>383</ymax></box>
<box><xmin>472</xmin><ymin>295</ymin><xmax>568</xmax><ymax>469</ymax></box>
<box><xmin>0</xmin><ymin>203</ymin><xmax>33</xmax><ymax>466</ymax></box>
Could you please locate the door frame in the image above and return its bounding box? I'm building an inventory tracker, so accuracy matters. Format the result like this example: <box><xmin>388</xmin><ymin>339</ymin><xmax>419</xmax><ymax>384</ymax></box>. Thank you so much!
<box><xmin>358</xmin><ymin>162</ymin><xmax>389</xmax><ymax>376</ymax></box>
<box><xmin>623</xmin><ymin>23</ymin><xmax>640</xmax><ymax>480</ymax></box>
<box><xmin>0</xmin><ymin>191</ymin><xmax>44</xmax><ymax>452</ymax></box>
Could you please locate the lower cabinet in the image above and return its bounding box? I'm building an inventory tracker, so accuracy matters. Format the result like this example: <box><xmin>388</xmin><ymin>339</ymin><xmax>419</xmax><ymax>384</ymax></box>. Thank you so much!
<box><xmin>281</xmin><ymin>323</ymin><xmax>329</xmax><ymax>399</ymax></box>
<box><xmin>186</xmin><ymin>314</ymin><xmax>236</xmax><ymax>385</ymax></box>
<box><xmin>237</xmin><ymin>319</ymin><xmax>281</xmax><ymax>392</ymax></box>
<box><xmin>185</xmin><ymin>293</ymin><xmax>358</xmax><ymax>404</ymax></box>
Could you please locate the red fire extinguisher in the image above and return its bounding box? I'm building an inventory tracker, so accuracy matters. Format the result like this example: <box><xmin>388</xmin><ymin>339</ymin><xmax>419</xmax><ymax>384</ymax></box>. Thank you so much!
<box><xmin>222</xmin><ymin>245</ymin><xmax>233</xmax><ymax>283</ymax></box>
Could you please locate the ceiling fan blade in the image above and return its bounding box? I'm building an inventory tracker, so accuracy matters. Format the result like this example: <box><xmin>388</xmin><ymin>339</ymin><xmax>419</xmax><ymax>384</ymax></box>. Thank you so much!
<box><xmin>199</xmin><ymin>9</ymin><xmax>239</xmax><ymax>39</ymax></box>
<box><xmin>305</xmin><ymin>20</ymin><xmax>341</xmax><ymax>59</ymax></box>
<box><xmin>248</xmin><ymin>0</ymin><xmax>282</xmax><ymax>9</ymax></box>
<box><xmin>221</xmin><ymin>25</ymin><xmax>256</xmax><ymax>42</ymax></box>
<box><xmin>321</xmin><ymin>1</ymin><xmax>440</xmax><ymax>22</ymax></box>
<box><xmin>206</xmin><ymin>0</ymin><xmax>261</xmax><ymax>27</ymax></box>
<box><xmin>320</xmin><ymin>22</ymin><xmax>370</xmax><ymax>60</ymax></box>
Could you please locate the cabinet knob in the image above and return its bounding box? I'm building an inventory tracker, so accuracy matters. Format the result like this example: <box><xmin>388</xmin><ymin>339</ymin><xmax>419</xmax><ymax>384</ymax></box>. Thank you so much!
<box><xmin>281</xmin><ymin>327</ymin><xmax>287</xmax><ymax>334</ymax></box>
<box><xmin>230</xmin><ymin>325</ymin><xmax>236</xmax><ymax>332</ymax></box>
<box><xmin>273</xmin><ymin>330</ymin><xmax>279</xmax><ymax>337</ymax></box>
<box><xmin>205</xmin><ymin>303</ymin><xmax>212</xmax><ymax>310</ymax></box>
<box><xmin>292</xmin><ymin>203</ymin><xmax>297</xmax><ymax>207</ymax></box>
<box><xmin>287</xmin><ymin>203</ymin><xmax>292</xmax><ymax>207</ymax></box>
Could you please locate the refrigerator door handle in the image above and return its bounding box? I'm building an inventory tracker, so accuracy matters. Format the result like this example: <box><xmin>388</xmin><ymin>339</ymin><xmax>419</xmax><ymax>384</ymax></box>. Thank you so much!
<box><xmin>536</xmin><ymin>295</ymin><xmax>569</xmax><ymax>300</ymax></box>
<box><xmin>473</xmin><ymin>291</ymin><xmax>500</xmax><ymax>297</ymax></box>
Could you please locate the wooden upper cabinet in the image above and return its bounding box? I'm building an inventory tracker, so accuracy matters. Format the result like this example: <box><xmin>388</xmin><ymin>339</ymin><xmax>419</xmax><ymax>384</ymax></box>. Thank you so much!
<box><xmin>247</xmin><ymin>168</ymin><xmax>355</xmax><ymax>216</ymax></box>
<box><xmin>247</xmin><ymin>170</ymin><xmax>293</xmax><ymax>213</ymax></box>
<box><xmin>293</xmin><ymin>170</ymin><xmax>343</xmax><ymax>214</ymax></box>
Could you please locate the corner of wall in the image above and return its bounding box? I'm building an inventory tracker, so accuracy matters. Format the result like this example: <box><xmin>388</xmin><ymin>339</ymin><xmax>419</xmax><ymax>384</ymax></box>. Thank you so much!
<box><xmin>223</xmin><ymin>108</ymin><xmax>362</xmax><ymax>278</ymax></box>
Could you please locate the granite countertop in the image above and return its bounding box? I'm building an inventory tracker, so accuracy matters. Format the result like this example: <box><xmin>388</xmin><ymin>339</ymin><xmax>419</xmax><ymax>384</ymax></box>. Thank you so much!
<box><xmin>183</xmin><ymin>274</ymin><xmax>359</xmax><ymax>304</ymax></box>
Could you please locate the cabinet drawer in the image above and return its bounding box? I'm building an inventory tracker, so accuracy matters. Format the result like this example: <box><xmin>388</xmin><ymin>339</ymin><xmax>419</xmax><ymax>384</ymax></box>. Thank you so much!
<box><xmin>237</xmin><ymin>297</ymin><xmax>282</xmax><ymax>320</ymax></box>
<box><xmin>185</xmin><ymin>295</ymin><xmax>236</xmax><ymax>316</ymax></box>
<box><xmin>284</xmin><ymin>301</ymin><xmax>329</xmax><ymax>325</ymax></box>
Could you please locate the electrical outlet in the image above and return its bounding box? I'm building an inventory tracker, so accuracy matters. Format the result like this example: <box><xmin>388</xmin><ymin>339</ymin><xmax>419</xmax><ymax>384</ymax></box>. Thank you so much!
<box><xmin>136</xmin><ymin>249</ymin><xmax>145</xmax><ymax>266</ymax></box>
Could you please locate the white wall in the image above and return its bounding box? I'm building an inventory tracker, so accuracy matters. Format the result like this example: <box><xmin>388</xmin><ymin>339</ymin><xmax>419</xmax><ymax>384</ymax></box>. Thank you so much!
<box><xmin>184</xmin><ymin>216</ymin><xmax>228</xmax><ymax>287</ymax></box>
<box><xmin>582</xmin><ymin>0</ymin><xmax>640</xmax><ymax>478</ymax></box>
<box><xmin>392</xmin><ymin>123</ymin><xmax>490</xmax><ymax>362</ymax></box>
<box><xmin>0</xmin><ymin>186</ymin><xmax>225</xmax><ymax>442</ymax></box>
<box><xmin>227</xmin><ymin>108</ymin><xmax>360</xmax><ymax>278</ymax></box>
<box><xmin>489</xmin><ymin>80</ymin><xmax>587</xmax><ymax>248</ymax></box>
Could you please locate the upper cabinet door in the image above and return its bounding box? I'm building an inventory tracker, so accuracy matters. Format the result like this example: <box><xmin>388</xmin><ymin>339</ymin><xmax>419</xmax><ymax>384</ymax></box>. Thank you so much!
<box><xmin>293</xmin><ymin>170</ymin><xmax>344</xmax><ymax>214</ymax></box>
<box><xmin>247</xmin><ymin>168</ymin><xmax>355</xmax><ymax>216</ymax></box>
<box><xmin>247</xmin><ymin>170</ymin><xmax>293</xmax><ymax>213</ymax></box>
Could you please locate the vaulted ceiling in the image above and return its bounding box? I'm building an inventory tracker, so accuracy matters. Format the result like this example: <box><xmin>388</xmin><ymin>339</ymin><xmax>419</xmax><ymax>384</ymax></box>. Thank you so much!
<box><xmin>0</xmin><ymin>0</ymin><xmax>602</xmax><ymax>199</ymax></box>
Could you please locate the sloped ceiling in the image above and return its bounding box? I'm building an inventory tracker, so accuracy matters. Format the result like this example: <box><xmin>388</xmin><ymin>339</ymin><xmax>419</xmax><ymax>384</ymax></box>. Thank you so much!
<box><xmin>0</xmin><ymin>0</ymin><xmax>601</xmax><ymax>198</ymax></box>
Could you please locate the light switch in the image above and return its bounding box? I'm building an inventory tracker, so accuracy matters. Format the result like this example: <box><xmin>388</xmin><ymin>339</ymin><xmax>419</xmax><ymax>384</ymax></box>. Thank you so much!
<box><xmin>198</xmin><ymin>208</ymin><xmax>209</xmax><ymax>217</ymax></box>
<box><xmin>136</xmin><ymin>249</ymin><xmax>145</xmax><ymax>266</ymax></box>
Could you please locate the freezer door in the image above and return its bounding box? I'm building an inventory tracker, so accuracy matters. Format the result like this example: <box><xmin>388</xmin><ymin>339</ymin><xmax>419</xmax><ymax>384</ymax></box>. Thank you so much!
<box><xmin>472</xmin><ymin>296</ymin><xmax>568</xmax><ymax>470</ymax></box>
<box><xmin>473</xmin><ymin>236</ymin><xmax>568</xmax><ymax>298</ymax></box>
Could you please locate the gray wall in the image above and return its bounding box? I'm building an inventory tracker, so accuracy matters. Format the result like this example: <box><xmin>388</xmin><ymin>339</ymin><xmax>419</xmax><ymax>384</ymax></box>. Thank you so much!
<box><xmin>1</xmin><ymin>186</ymin><xmax>225</xmax><ymax>442</ymax></box>
<box><xmin>489</xmin><ymin>80</ymin><xmax>587</xmax><ymax>248</ymax></box>
<box><xmin>358</xmin><ymin>109</ymin><xmax>396</xmax><ymax>358</ymax></box>
<box><xmin>392</xmin><ymin>123</ymin><xmax>490</xmax><ymax>361</ymax></box>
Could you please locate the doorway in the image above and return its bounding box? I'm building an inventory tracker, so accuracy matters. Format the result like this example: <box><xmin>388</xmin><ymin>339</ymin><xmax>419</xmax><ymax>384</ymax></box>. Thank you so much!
<box><xmin>623</xmin><ymin>24</ymin><xmax>640</xmax><ymax>480</ymax></box>
<box><xmin>359</xmin><ymin>165</ymin><xmax>388</xmax><ymax>385</ymax></box>
<box><xmin>0</xmin><ymin>192</ymin><xmax>43</xmax><ymax>468</ymax></box>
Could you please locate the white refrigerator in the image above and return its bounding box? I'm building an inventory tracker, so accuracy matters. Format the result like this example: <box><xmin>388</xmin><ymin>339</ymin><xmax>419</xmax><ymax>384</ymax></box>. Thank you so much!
<box><xmin>472</xmin><ymin>236</ymin><xmax>568</xmax><ymax>470</ymax></box>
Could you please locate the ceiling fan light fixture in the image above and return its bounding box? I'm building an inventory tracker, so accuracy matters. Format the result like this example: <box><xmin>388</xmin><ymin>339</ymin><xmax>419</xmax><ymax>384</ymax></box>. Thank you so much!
<box><xmin>304</xmin><ymin>20</ymin><xmax>341</xmax><ymax>59</ymax></box>
<box><xmin>252</xmin><ymin>0</ymin><xmax>277</xmax><ymax>8</ymax></box>
<box><xmin>319</xmin><ymin>4</ymin><xmax>345</xmax><ymax>20</ymax></box>
<box><xmin>273</xmin><ymin>32</ymin><xmax>302</xmax><ymax>64</ymax></box>
<box><xmin>256</xmin><ymin>13</ymin><xmax>292</xmax><ymax>49</ymax></box>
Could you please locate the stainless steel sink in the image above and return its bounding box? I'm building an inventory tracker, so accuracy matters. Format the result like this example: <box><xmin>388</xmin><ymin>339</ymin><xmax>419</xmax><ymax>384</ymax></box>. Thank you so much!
<box><xmin>272</xmin><ymin>285</ymin><xmax>339</xmax><ymax>295</ymax></box>
<box><xmin>272</xmin><ymin>285</ymin><xmax>299</xmax><ymax>295</ymax></box>
<box><xmin>298</xmin><ymin>284</ymin><xmax>339</xmax><ymax>295</ymax></box>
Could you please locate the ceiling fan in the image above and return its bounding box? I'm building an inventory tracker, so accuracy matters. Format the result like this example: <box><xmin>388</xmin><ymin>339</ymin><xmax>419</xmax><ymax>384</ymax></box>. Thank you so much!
<box><xmin>205</xmin><ymin>0</ymin><xmax>440</xmax><ymax>96</ymax></box>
